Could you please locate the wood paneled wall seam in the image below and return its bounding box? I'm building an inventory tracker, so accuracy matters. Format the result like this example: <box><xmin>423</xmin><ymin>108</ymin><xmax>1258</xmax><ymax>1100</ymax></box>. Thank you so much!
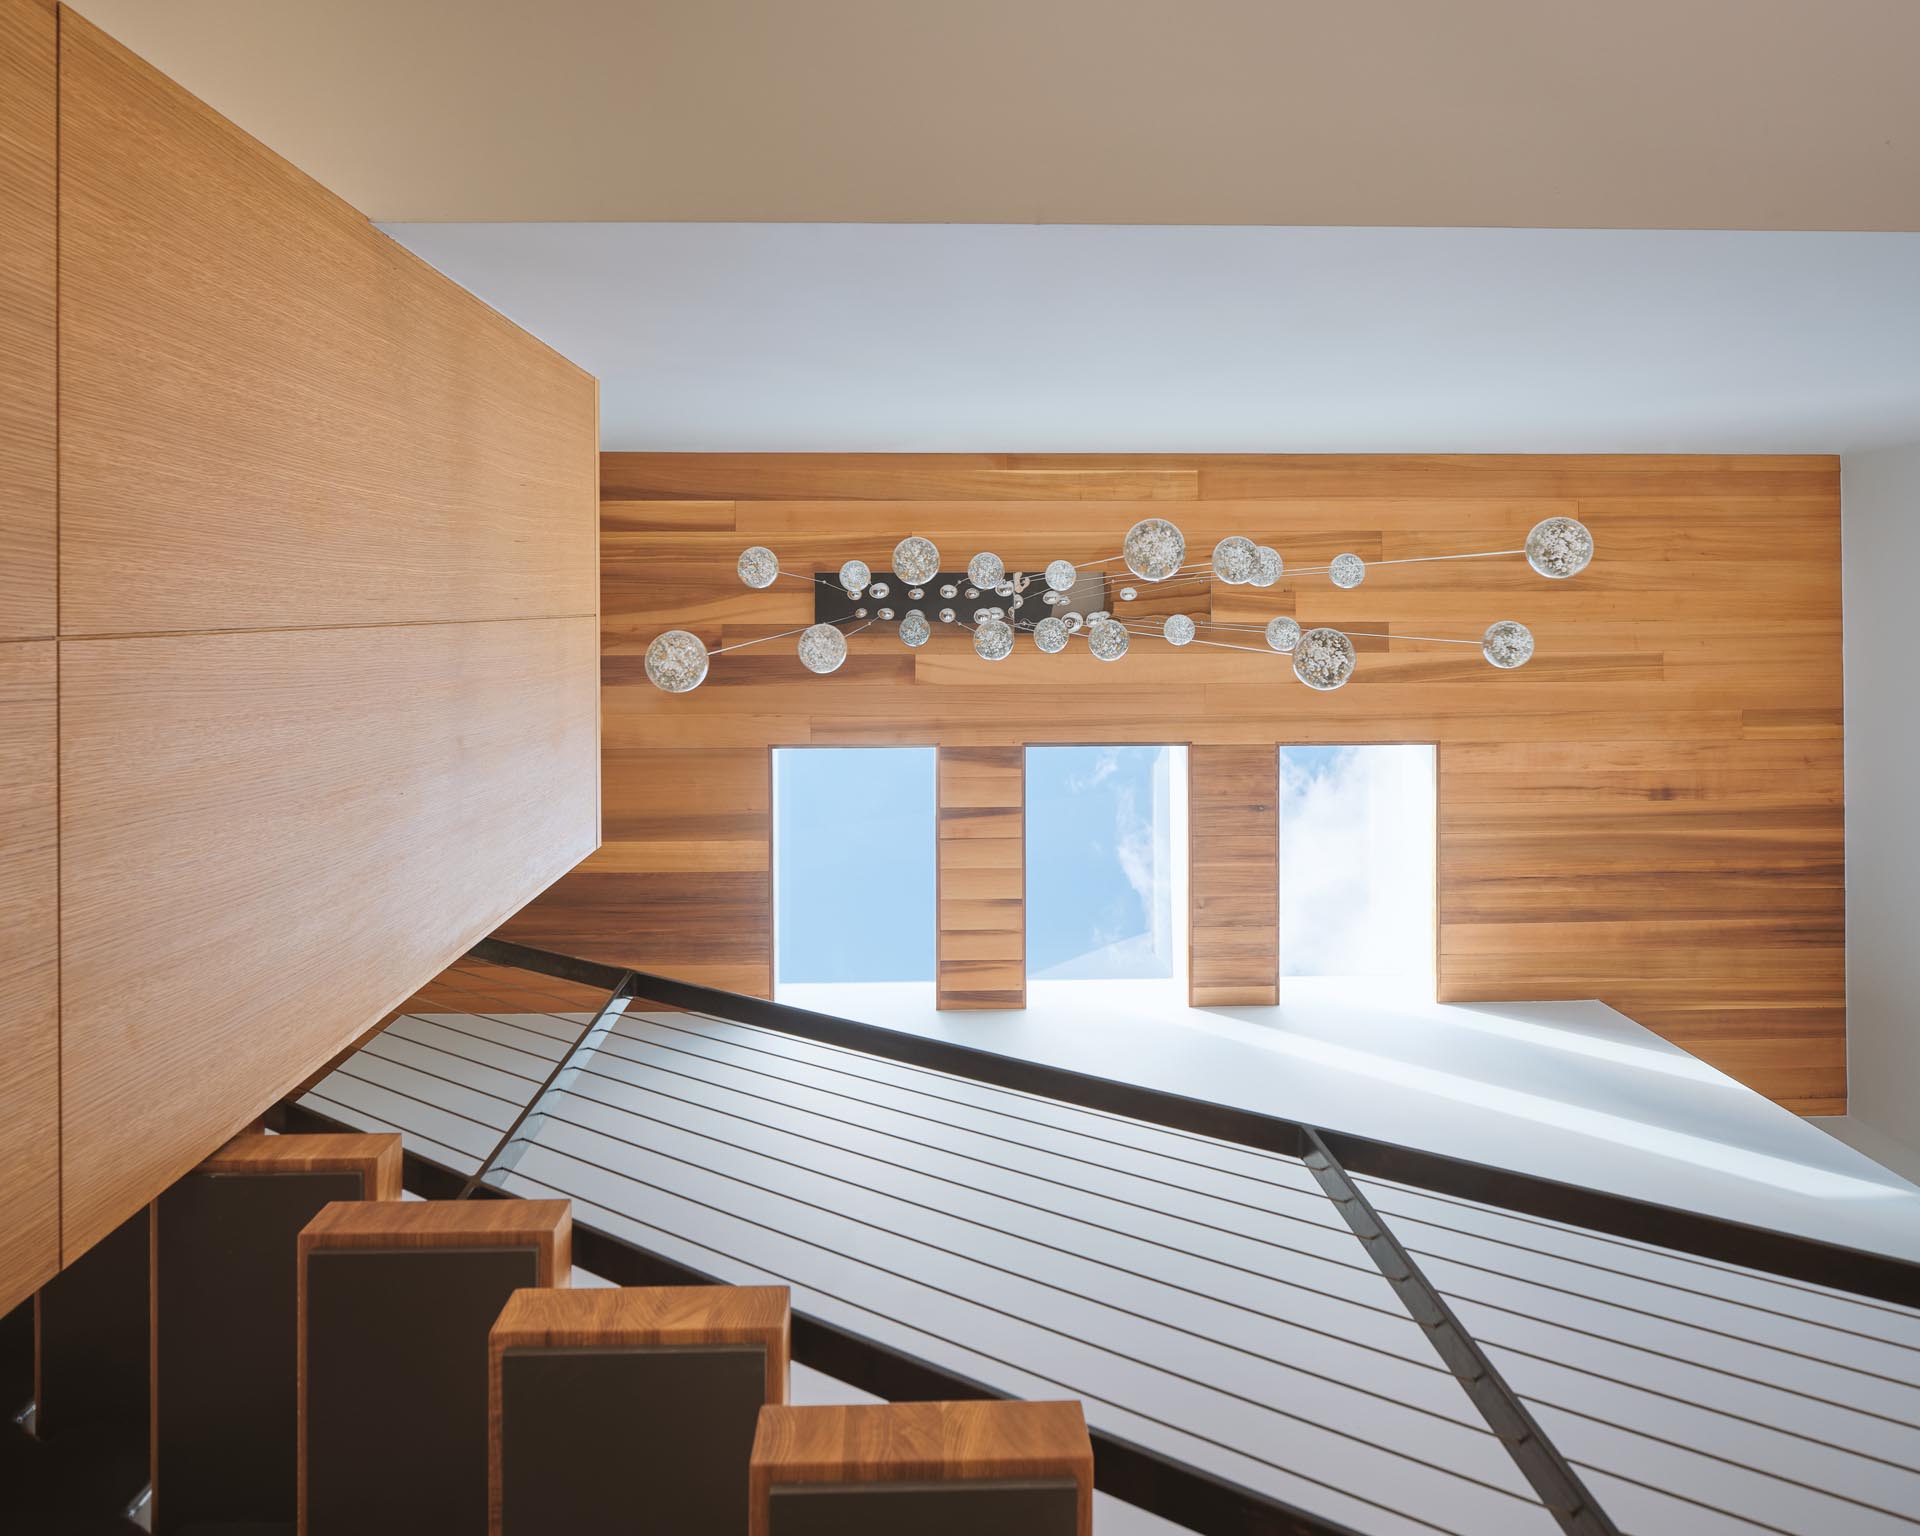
<box><xmin>506</xmin><ymin>453</ymin><xmax>1843</xmax><ymax>1113</ymax></box>
<box><xmin>43</xmin><ymin>8</ymin><xmax>601</xmax><ymax>1267</ymax></box>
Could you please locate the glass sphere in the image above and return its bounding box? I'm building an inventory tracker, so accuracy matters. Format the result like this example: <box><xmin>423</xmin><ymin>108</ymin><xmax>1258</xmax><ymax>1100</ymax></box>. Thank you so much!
<box><xmin>1329</xmin><ymin>553</ymin><xmax>1366</xmax><ymax>589</ymax></box>
<box><xmin>1087</xmin><ymin>609</ymin><xmax>1111</xmax><ymax>624</ymax></box>
<box><xmin>939</xmin><ymin>583</ymin><xmax>957</xmax><ymax>599</ymax></box>
<box><xmin>900</xmin><ymin>610</ymin><xmax>931</xmax><ymax>647</ymax></box>
<box><xmin>892</xmin><ymin>536</ymin><xmax>940</xmax><ymax>586</ymax></box>
<box><xmin>973</xmin><ymin>618</ymin><xmax>1015</xmax><ymax>661</ymax></box>
<box><xmin>1265</xmin><ymin>616</ymin><xmax>1302</xmax><ymax>653</ymax></box>
<box><xmin>1124</xmin><ymin>518</ymin><xmax>1186</xmax><ymax>581</ymax></box>
<box><xmin>1212</xmin><ymin>536</ymin><xmax>1257</xmax><ymax>585</ymax></box>
<box><xmin>909</xmin><ymin>587</ymin><xmax>925</xmax><ymax>600</ymax></box>
<box><xmin>1526</xmin><ymin>517</ymin><xmax>1594</xmax><ymax>579</ymax></box>
<box><xmin>973</xmin><ymin>607</ymin><xmax>998</xmax><ymax>623</ymax></box>
<box><xmin>797</xmin><ymin>623</ymin><xmax>848</xmax><ymax>675</ymax></box>
<box><xmin>938</xmin><ymin>607</ymin><xmax>957</xmax><ymax>623</ymax></box>
<box><xmin>1164</xmin><ymin>614</ymin><xmax>1196</xmax><ymax>646</ymax></box>
<box><xmin>1292</xmin><ymin>627</ymin><xmax>1357</xmax><ymax>691</ymax></box>
<box><xmin>995</xmin><ymin>582</ymin><xmax>1016</xmax><ymax>600</ymax></box>
<box><xmin>868</xmin><ymin>581</ymin><xmax>890</xmax><ymax>599</ymax></box>
<box><xmin>965</xmin><ymin>588</ymin><xmax>980</xmax><ymax>599</ymax></box>
<box><xmin>1045</xmin><ymin>559</ymin><xmax>1078</xmax><ymax>592</ymax></box>
<box><xmin>1033</xmin><ymin>617</ymin><xmax>1070</xmax><ymax>653</ymax></box>
<box><xmin>737</xmin><ymin>546</ymin><xmax>779</xmax><ymax>589</ymax></box>
<box><xmin>855</xmin><ymin>607</ymin><xmax>868</xmax><ymax>618</ymax></box>
<box><xmin>1063</xmin><ymin>612</ymin><xmax>1086</xmax><ymax>633</ymax></box>
<box><xmin>1250</xmin><ymin>546</ymin><xmax>1283</xmax><ymax>588</ymax></box>
<box><xmin>644</xmin><ymin>630</ymin><xmax>710</xmax><ymax>693</ymax></box>
<box><xmin>1483</xmin><ymin>620</ymin><xmax>1534</xmax><ymax>669</ymax></box>
<box><xmin>838</xmin><ymin>559</ymin><xmax>870</xmax><ymax>595</ymax></box>
<box><xmin>1088</xmin><ymin>620</ymin><xmax>1130</xmax><ymax>662</ymax></box>
<box><xmin>1119</xmin><ymin>587</ymin><xmax>1138</xmax><ymax>602</ymax></box>
<box><xmin>877</xmin><ymin>607</ymin><xmax>895</xmax><ymax>620</ymax></box>
<box><xmin>968</xmin><ymin>552</ymin><xmax>1006</xmax><ymax>589</ymax></box>
<box><xmin>1042</xmin><ymin>590</ymin><xmax>1064</xmax><ymax>606</ymax></box>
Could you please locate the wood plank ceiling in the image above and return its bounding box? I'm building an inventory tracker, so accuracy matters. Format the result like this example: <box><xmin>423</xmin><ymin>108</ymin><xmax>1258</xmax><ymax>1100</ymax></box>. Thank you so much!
<box><xmin>503</xmin><ymin>453</ymin><xmax>1845</xmax><ymax>1113</ymax></box>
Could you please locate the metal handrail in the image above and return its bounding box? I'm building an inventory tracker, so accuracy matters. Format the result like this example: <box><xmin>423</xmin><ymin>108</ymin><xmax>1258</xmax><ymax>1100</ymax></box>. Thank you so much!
<box><xmin>469</xmin><ymin>936</ymin><xmax>1920</xmax><ymax>1309</ymax></box>
<box><xmin>289</xmin><ymin>937</ymin><xmax>1920</xmax><ymax>1536</ymax></box>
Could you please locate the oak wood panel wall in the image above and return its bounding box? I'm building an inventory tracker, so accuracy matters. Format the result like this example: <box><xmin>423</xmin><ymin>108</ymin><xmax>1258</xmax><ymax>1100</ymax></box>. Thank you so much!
<box><xmin>937</xmin><ymin>746</ymin><xmax>1027</xmax><ymax>1010</ymax></box>
<box><xmin>0</xmin><ymin>0</ymin><xmax>59</xmax><ymax>1312</ymax></box>
<box><xmin>1189</xmin><ymin>746</ymin><xmax>1280</xmax><ymax>1008</ymax></box>
<box><xmin>39</xmin><ymin>10</ymin><xmax>600</xmax><ymax>1269</ymax></box>
<box><xmin>507</xmin><ymin>453</ymin><xmax>1843</xmax><ymax>1112</ymax></box>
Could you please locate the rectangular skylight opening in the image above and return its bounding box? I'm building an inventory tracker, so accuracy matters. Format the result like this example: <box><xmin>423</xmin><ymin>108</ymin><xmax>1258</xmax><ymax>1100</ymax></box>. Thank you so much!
<box><xmin>1026</xmin><ymin>744</ymin><xmax>1190</xmax><ymax>988</ymax></box>
<box><xmin>773</xmin><ymin>746</ymin><xmax>936</xmax><ymax>1002</ymax></box>
<box><xmin>1279</xmin><ymin>744</ymin><xmax>1437</xmax><ymax>986</ymax></box>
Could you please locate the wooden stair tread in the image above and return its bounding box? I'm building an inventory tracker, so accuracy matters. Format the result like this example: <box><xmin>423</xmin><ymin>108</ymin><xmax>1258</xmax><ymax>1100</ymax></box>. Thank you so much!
<box><xmin>750</xmin><ymin>1400</ymin><xmax>1092</xmax><ymax>1484</ymax></box>
<box><xmin>299</xmin><ymin>1198</ymin><xmax>571</xmax><ymax>1265</ymax></box>
<box><xmin>492</xmin><ymin>1283</ymin><xmax>789</xmax><ymax>1351</ymax></box>
<box><xmin>197</xmin><ymin>1132</ymin><xmax>400</xmax><ymax>1199</ymax></box>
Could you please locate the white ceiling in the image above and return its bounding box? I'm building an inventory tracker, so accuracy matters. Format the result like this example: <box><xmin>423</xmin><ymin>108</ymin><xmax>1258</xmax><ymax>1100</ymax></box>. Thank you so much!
<box><xmin>71</xmin><ymin>0</ymin><xmax>1920</xmax><ymax>230</ymax></box>
<box><xmin>385</xmin><ymin>223</ymin><xmax>1920</xmax><ymax>453</ymax></box>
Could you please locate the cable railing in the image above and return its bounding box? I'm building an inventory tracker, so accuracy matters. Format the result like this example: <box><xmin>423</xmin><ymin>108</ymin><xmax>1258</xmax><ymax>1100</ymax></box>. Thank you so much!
<box><xmin>282</xmin><ymin>939</ymin><xmax>1920</xmax><ymax>1536</ymax></box>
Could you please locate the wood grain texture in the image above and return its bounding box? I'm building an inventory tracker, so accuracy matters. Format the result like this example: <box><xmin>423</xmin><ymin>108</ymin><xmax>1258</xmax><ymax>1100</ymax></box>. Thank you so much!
<box><xmin>511</xmin><ymin>454</ymin><xmax>1844</xmax><ymax>1111</ymax></box>
<box><xmin>749</xmin><ymin>1400</ymin><xmax>1093</xmax><ymax>1536</ymax></box>
<box><xmin>55</xmin><ymin>12</ymin><xmax>598</xmax><ymax>637</ymax></box>
<box><xmin>0</xmin><ymin>0</ymin><xmax>55</xmax><ymax>640</ymax></box>
<box><xmin>297</xmin><ymin>1197</ymin><xmax>572</xmax><ymax>1266</ymax></box>
<box><xmin>0</xmin><ymin>641</ymin><xmax>58</xmax><ymax>1313</ymax></box>
<box><xmin>59</xmin><ymin>618</ymin><xmax>600</xmax><ymax>1260</ymax></box>
<box><xmin>1190</xmin><ymin>746</ymin><xmax>1279</xmax><ymax>1007</ymax></box>
<box><xmin>489</xmin><ymin>1283</ymin><xmax>790</xmax><ymax>1527</ymax></box>
<box><xmin>196</xmin><ymin>1131</ymin><xmax>403</xmax><ymax>1201</ymax></box>
<box><xmin>938</xmin><ymin>746</ymin><xmax>1025</xmax><ymax>1010</ymax></box>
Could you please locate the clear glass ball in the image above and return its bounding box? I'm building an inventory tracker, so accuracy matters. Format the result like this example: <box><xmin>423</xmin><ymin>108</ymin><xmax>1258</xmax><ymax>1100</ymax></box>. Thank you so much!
<box><xmin>973</xmin><ymin>618</ymin><xmax>1015</xmax><ymax>661</ymax></box>
<box><xmin>1483</xmin><ymin>620</ymin><xmax>1534</xmax><ymax>669</ymax></box>
<box><xmin>1045</xmin><ymin>559</ymin><xmax>1078</xmax><ymax>592</ymax></box>
<box><xmin>892</xmin><ymin>536</ymin><xmax>940</xmax><ymax>586</ymax></box>
<box><xmin>965</xmin><ymin>588</ymin><xmax>980</xmax><ymax>599</ymax></box>
<box><xmin>1033</xmin><ymin>617</ymin><xmax>1070</xmax><ymax>653</ymax></box>
<box><xmin>877</xmin><ymin>607</ymin><xmax>895</xmax><ymax>620</ymax></box>
<box><xmin>797</xmin><ymin>623</ymin><xmax>848</xmax><ymax>675</ymax></box>
<box><xmin>1265</xmin><ymin>616</ymin><xmax>1302</xmax><ymax>653</ymax></box>
<box><xmin>1212</xmin><ymin>536</ymin><xmax>1257</xmax><ymax>585</ymax></box>
<box><xmin>1088</xmin><ymin>619</ymin><xmax>1130</xmax><ymax>662</ymax></box>
<box><xmin>1123</xmin><ymin>518</ymin><xmax>1186</xmax><ymax>581</ymax></box>
<box><xmin>839</xmin><ymin>559</ymin><xmax>871</xmax><ymax>595</ymax></box>
<box><xmin>1329</xmin><ymin>553</ymin><xmax>1366</xmax><ymax>589</ymax></box>
<box><xmin>938</xmin><ymin>607</ymin><xmax>957</xmax><ymax>623</ymax></box>
<box><xmin>968</xmin><ymin>551</ymin><xmax>1006</xmax><ymax>589</ymax></box>
<box><xmin>939</xmin><ymin>583</ymin><xmax>958</xmax><ymax>599</ymax></box>
<box><xmin>1164</xmin><ymin>614</ymin><xmax>1196</xmax><ymax>646</ymax></box>
<box><xmin>868</xmin><ymin>581</ymin><xmax>889</xmax><ymax>599</ymax></box>
<box><xmin>1526</xmin><ymin>517</ymin><xmax>1594</xmax><ymax>579</ymax></box>
<box><xmin>899</xmin><ymin>610</ymin><xmax>931</xmax><ymax>648</ymax></box>
<box><xmin>737</xmin><ymin>546</ymin><xmax>779</xmax><ymax>590</ymax></box>
<box><xmin>1250</xmin><ymin>546</ymin><xmax>1283</xmax><ymax>588</ymax></box>
<box><xmin>1119</xmin><ymin>587</ymin><xmax>1138</xmax><ymax>602</ymax></box>
<box><xmin>644</xmin><ymin>630</ymin><xmax>709</xmax><ymax>693</ymax></box>
<box><xmin>1292</xmin><ymin>627</ymin><xmax>1357</xmax><ymax>690</ymax></box>
<box><xmin>909</xmin><ymin>587</ymin><xmax>925</xmax><ymax>600</ymax></box>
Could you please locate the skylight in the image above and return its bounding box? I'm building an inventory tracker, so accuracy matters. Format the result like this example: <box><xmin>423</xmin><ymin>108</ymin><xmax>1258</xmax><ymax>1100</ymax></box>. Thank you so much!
<box><xmin>1026</xmin><ymin>745</ymin><xmax>1189</xmax><ymax>983</ymax></box>
<box><xmin>773</xmin><ymin>747</ymin><xmax>935</xmax><ymax>993</ymax></box>
<box><xmin>1279</xmin><ymin>745</ymin><xmax>1436</xmax><ymax>982</ymax></box>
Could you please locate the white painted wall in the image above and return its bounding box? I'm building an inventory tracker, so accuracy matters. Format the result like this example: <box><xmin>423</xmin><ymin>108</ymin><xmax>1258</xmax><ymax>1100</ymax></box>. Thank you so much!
<box><xmin>1842</xmin><ymin>442</ymin><xmax>1920</xmax><ymax>1170</ymax></box>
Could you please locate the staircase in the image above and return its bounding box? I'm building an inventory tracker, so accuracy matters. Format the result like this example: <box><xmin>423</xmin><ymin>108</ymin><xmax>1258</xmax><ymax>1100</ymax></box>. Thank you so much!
<box><xmin>0</xmin><ymin>1128</ymin><xmax>1094</xmax><ymax>1536</ymax></box>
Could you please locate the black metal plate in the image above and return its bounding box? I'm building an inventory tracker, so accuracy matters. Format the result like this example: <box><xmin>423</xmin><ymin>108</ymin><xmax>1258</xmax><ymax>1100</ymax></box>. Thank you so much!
<box><xmin>769</xmin><ymin>1478</ymin><xmax>1081</xmax><ymax>1536</ymax></box>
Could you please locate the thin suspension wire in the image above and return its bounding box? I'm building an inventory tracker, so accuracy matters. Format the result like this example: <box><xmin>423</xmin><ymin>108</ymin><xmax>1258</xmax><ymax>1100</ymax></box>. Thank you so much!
<box><xmin>709</xmin><ymin>612</ymin><xmax>866</xmax><ymax>655</ymax></box>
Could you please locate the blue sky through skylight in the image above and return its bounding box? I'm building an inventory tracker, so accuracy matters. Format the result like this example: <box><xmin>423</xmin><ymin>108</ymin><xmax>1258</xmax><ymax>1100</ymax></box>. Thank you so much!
<box><xmin>774</xmin><ymin>747</ymin><xmax>935</xmax><ymax>986</ymax></box>
<box><xmin>1279</xmin><ymin>744</ymin><xmax>1436</xmax><ymax>980</ymax></box>
<box><xmin>1027</xmin><ymin>745</ymin><xmax>1187</xmax><ymax>982</ymax></box>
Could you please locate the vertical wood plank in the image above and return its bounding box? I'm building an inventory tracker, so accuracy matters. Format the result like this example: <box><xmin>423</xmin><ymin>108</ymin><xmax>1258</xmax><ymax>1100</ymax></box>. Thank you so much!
<box><xmin>1189</xmin><ymin>745</ymin><xmax>1279</xmax><ymax>1007</ymax></box>
<box><xmin>938</xmin><ymin>746</ymin><xmax>1026</xmax><ymax>1009</ymax></box>
<box><xmin>0</xmin><ymin>0</ymin><xmax>56</xmax><ymax>641</ymax></box>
